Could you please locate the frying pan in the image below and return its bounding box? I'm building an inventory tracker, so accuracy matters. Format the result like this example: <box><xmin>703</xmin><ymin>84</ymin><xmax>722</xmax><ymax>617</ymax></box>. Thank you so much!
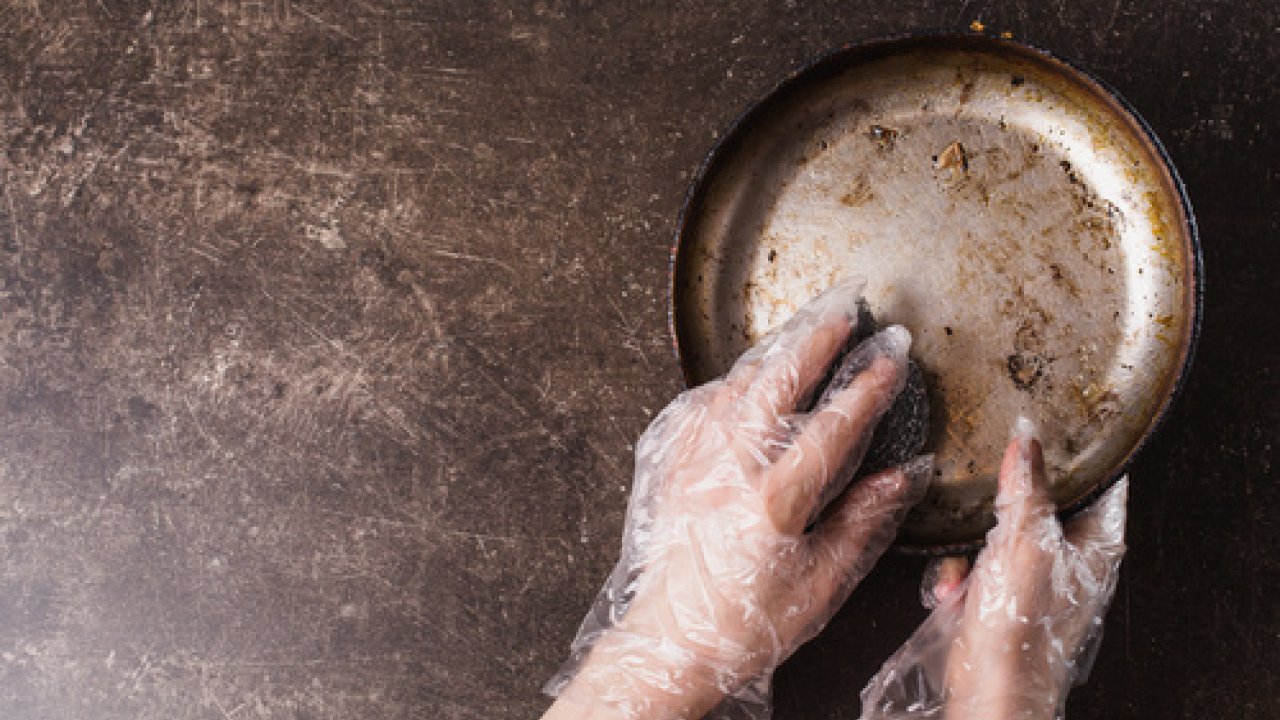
<box><xmin>669</xmin><ymin>34</ymin><xmax>1201</xmax><ymax>551</ymax></box>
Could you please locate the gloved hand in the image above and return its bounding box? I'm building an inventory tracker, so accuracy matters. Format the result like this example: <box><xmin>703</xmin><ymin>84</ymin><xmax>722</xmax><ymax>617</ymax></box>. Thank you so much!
<box><xmin>542</xmin><ymin>278</ymin><xmax>933</xmax><ymax>720</ymax></box>
<box><xmin>860</xmin><ymin>419</ymin><xmax>1129</xmax><ymax>720</ymax></box>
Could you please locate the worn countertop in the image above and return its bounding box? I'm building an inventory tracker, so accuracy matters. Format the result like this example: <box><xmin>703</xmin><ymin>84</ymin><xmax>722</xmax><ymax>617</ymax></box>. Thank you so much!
<box><xmin>0</xmin><ymin>2</ymin><xmax>1276</xmax><ymax>718</ymax></box>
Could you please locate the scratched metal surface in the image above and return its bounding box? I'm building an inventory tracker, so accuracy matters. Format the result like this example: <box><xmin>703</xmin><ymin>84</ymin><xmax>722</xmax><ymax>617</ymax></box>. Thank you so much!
<box><xmin>0</xmin><ymin>2</ymin><xmax>1275</xmax><ymax>720</ymax></box>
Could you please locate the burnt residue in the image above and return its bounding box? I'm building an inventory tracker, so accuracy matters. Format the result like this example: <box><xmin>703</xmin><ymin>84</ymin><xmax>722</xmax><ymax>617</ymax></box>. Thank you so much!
<box><xmin>1005</xmin><ymin>291</ymin><xmax>1055</xmax><ymax>392</ymax></box>
<box><xmin>869</xmin><ymin>124</ymin><xmax>899</xmax><ymax>150</ymax></box>
<box><xmin>1047</xmin><ymin>262</ymin><xmax>1082</xmax><ymax>297</ymax></box>
<box><xmin>840</xmin><ymin>175</ymin><xmax>875</xmax><ymax>206</ymax></box>
<box><xmin>1060</xmin><ymin>159</ymin><xmax>1081</xmax><ymax>185</ymax></box>
<box><xmin>1006</xmin><ymin>352</ymin><xmax>1046</xmax><ymax>390</ymax></box>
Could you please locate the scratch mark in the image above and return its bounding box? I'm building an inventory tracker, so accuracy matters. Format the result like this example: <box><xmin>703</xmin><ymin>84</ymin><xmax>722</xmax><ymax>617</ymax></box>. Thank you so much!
<box><xmin>183</xmin><ymin>397</ymin><xmax>227</xmax><ymax>455</ymax></box>
<box><xmin>606</xmin><ymin>414</ymin><xmax>633</xmax><ymax>451</ymax></box>
<box><xmin>585</xmin><ymin>436</ymin><xmax>624</xmax><ymax>478</ymax></box>
<box><xmin>606</xmin><ymin>294</ymin><xmax>651</xmax><ymax>368</ymax></box>
<box><xmin>210</xmin><ymin>696</ymin><xmax>237</xmax><ymax>720</ymax></box>
<box><xmin>426</xmin><ymin>247</ymin><xmax>515</xmax><ymax>273</ymax></box>
<box><xmin>2</xmin><ymin>171</ymin><xmax>20</xmax><ymax>247</ymax></box>
<box><xmin>291</xmin><ymin>2</ymin><xmax>356</xmax><ymax>40</ymax></box>
<box><xmin>418</xmin><ymin>65</ymin><xmax>477</xmax><ymax>78</ymax></box>
<box><xmin>316</xmin><ymin>507</ymin><xmax>565</xmax><ymax>547</ymax></box>
<box><xmin>187</xmin><ymin>245</ymin><xmax>223</xmax><ymax>265</ymax></box>
<box><xmin>258</xmin><ymin>285</ymin><xmax>344</xmax><ymax>354</ymax></box>
<box><xmin>472</xmin><ymin>363</ymin><xmax>531</xmax><ymax>419</ymax></box>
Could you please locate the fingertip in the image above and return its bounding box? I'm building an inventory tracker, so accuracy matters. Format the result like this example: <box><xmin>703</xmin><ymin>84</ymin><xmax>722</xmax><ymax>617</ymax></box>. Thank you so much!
<box><xmin>899</xmin><ymin>453</ymin><xmax>935</xmax><ymax>504</ymax></box>
<box><xmin>795</xmin><ymin>277</ymin><xmax>866</xmax><ymax>338</ymax></box>
<box><xmin>829</xmin><ymin>465</ymin><xmax>912</xmax><ymax>526</ymax></box>
<box><xmin>879</xmin><ymin>324</ymin><xmax>912</xmax><ymax>361</ymax></box>
<box><xmin>998</xmin><ymin>416</ymin><xmax>1048</xmax><ymax>499</ymax></box>
<box><xmin>922</xmin><ymin>556</ymin><xmax>971</xmax><ymax>608</ymax></box>
<box><xmin>862</xmin><ymin>326</ymin><xmax>912</xmax><ymax>392</ymax></box>
<box><xmin>1012</xmin><ymin>415</ymin><xmax>1037</xmax><ymax>448</ymax></box>
<box><xmin>868</xmin><ymin>464</ymin><xmax>912</xmax><ymax>496</ymax></box>
<box><xmin>818</xmin><ymin>276</ymin><xmax>868</xmax><ymax>313</ymax></box>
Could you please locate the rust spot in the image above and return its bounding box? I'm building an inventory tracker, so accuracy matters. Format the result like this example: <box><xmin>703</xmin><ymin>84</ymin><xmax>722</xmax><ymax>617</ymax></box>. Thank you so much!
<box><xmin>840</xmin><ymin>176</ymin><xmax>875</xmax><ymax>206</ymax></box>
<box><xmin>1080</xmin><ymin>385</ymin><xmax>1121</xmax><ymax>423</ymax></box>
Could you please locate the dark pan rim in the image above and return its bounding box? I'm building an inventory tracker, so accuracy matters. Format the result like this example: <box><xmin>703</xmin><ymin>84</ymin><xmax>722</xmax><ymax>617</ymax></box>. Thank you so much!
<box><xmin>665</xmin><ymin>32</ymin><xmax>1203</xmax><ymax>555</ymax></box>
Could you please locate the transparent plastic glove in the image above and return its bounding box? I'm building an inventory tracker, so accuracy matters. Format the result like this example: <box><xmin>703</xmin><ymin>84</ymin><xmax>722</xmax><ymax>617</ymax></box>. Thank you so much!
<box><xmin>860</xmin><ymin>419</ymin><xmax>1128</xmax><ymax>720</ymax></box>
<box><xmin>543</xmin><ymin>278</ymin><xmax>933</xmax><ymax>720</ymax></box>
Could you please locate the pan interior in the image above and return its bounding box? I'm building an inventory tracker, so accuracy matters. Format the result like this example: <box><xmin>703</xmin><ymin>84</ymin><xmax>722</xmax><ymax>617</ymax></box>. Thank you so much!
<box><xmin>673</xmin><ymin>40</ymin><xmax>1194</xmax><ymax>547</ymax></box>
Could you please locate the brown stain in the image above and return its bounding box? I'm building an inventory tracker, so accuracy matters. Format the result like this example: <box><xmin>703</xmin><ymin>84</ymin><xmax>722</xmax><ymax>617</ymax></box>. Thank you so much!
<box><xmin>1047</xmin><ymin>262</ymin><xmax>1082</xmax><ymax>297</ymax></box>
<box><xmin>1006</xmin><ymin>353</ymin><xmax>1045</xmax><ymax>390</ymax></box>
<box><xmin>868</xmin><ymin>124</ymin><xmax>899</xmax><ymax>151</ymax></box>
<box><xmin>1144</xmin><ymin>190</ymin><xmax>1182</xmax><ymax>269</ymax></box>
<box><xmin>840</xmin><ymin>175</ymin><xmax>875</xmax><ymax>206</ymax></box>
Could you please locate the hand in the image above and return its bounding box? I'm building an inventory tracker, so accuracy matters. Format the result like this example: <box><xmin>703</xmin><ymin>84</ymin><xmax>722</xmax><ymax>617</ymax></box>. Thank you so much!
<box><xmin>543</xmin><ymin>278</ymin><xmax>932</xmax><ymax>720</ymax></box>
<box><xmin>860</xmin><ymin>420</ymin><xmax>1128</xmax><ymax>720</ymax></box>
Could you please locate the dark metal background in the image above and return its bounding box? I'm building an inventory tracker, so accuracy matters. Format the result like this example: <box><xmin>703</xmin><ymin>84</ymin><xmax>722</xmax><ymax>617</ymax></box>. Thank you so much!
<box><xmin>0</xmin><ymin>2</ymin><xmax>1275</xmax><ymax>719</ymax></box>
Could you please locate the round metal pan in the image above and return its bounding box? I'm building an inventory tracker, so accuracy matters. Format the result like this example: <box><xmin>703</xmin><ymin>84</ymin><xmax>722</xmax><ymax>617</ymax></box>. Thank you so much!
<box><xmin>670</xmin><ymin>35</ymin><xmax>1201</xmax><ymax>552</ymax></box>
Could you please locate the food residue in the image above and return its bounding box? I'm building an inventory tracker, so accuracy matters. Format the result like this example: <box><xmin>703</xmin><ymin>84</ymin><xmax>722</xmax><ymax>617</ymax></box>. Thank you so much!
<box><xmin>869</xmin><ymin>124</ymin><xmax>899</xmax><ymax>149</ymax></box>
<box><xmin>934</xmin><ymin>141</ymin><xmax>969</xmax><ymax>179</ymax></box>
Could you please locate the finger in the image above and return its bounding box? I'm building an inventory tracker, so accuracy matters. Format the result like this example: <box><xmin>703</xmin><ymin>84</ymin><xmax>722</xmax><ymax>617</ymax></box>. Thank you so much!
<box><xmin>727</xmin><ymin>277</ymin><xmax>865</xmax><ymax>414</ymax></box>
<box><xmin>964</xmin><ymin>420</ymin><xmax>1058</xmax><ymax>624</ymax></box>
<box><xmin>993</xmin><ymin>416</ymin><xmax>1054</xmax><ymax>526</ymax></box>
<box><xmin>1065</xmin><ymin>476</ymin><xmax>1128</xmax><ymax>552</ymax></box>
<box><xmin>763</xmin><ymin>335</ymin><xmax>908</xmax><ymax>534</ymax></box>
<box><xmin>811</xmin><ymin>456</ymin><xmax>933</xmax><ymax>598</ymax></box>
<box><xmin>744</xmin><ymin>316</ymin><xmax>854</xmax><ymax>416</ymax></box>
<box><xmin>921</xmin><ymin>556</ymin><xmax>970</xmax><ymax>609</ymax></box>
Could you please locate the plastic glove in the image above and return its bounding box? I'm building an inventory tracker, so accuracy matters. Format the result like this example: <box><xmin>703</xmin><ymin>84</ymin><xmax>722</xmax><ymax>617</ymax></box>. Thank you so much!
<box><xmin>860</xmin><ymin>419</ymin><xmax>1128</xmax><ymax>720</ymax></box>
<box><xmin>543</xmin><ymin>278</ymin><xmax>932</xmax><ymax>720</ymax></box>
